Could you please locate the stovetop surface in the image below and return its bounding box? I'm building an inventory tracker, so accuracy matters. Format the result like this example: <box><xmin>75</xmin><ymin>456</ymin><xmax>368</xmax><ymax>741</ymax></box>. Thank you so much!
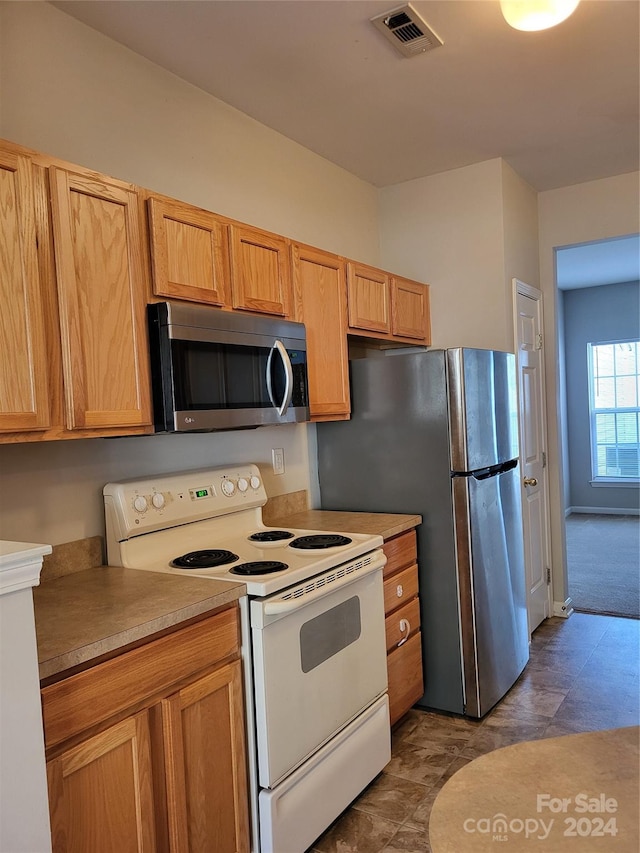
<box><xmin>104</xmin><ymin>464</ymin><xmax>382</xmax><ymax>596</ymax></box>
<box><xmin>118</xmin><ymin>520</ymin><xmax>382</xmax><ymax>596</ymax></box>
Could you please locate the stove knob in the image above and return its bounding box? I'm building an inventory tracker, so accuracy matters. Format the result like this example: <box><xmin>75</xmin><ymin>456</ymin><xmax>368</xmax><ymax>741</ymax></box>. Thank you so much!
<box><xmin>250</xmin><ymin>475</ymin><xmax>261</xmax><ymax>490</ymax></box>
<box><xmin>237</xmin><ymin>477</ymin><xmax>249</xmax><ymax>493</ymax></box>
<box><xmin>152</xmin><ymin>492</ymin><xmax>165</xmax><ymax>509</ymax></box>
<box><xmin>221</xmin><ymin>479</ymin><xmax>236</xmax><ymax>497</ymax></box>
<box><xmin>133</xmin><ymin>495</ymin><xmax>148</xmax><ymax>513</ymax></box>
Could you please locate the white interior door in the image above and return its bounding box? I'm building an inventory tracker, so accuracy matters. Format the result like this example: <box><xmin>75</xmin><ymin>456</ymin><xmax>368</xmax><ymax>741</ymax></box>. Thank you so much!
<box><xmin>514</xmin><ymin>280</ymin><xmax>553</xmax><ymax>633</ymax></box>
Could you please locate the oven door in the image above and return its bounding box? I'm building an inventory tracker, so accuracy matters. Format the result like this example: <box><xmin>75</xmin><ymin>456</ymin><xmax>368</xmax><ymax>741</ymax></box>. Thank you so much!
<box><xmin>250</xmin><ymin>552</ymin><xmax>388</xmax><ymax>788</ymax></box>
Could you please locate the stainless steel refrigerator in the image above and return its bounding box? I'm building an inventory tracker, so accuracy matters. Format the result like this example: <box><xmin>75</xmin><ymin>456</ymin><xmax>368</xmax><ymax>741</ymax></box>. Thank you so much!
<box><xmin>316</xmin><ymin>348</ymin><xmax>529</xmax><ymax>718</ymax></box>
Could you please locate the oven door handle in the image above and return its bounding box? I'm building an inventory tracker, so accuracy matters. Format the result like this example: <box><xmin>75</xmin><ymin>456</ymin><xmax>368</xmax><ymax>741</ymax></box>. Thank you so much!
<box><xmin>259</xmin><ymin>553</ymin><xmax>386</xmax><ymax>617</ymax></box>
<box><xmin>266</xmin><ymin>340</ymin><xmax>293</xmax><ymax>416</ymax></box>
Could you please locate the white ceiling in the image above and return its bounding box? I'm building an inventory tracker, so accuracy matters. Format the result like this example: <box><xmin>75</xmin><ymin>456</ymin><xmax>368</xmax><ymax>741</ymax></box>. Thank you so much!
<box><xmin>52</xmin><ymin>0</ymin><xmax>639</xmax><ymax>192</ymax></box>
<box><xmin>50</xmin><ymin>0</ymin><xmax>639</xmax><ymax>290</ymax></box>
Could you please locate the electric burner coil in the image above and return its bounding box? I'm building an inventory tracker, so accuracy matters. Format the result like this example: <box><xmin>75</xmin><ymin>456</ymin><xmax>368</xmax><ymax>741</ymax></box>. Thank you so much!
<box><xmin>230</xmin><ymin>561</ymin><xmax>289</xmax><ymax>576</ymax></box>
<box><xmin>170</xmin><ymin>549</ymin><xmax>238</xmax><ymax>569</ymax></box>
<box><xmin>249</xmin><ymin>530</ymin><xmax>294</xmax><ymax>542</ymax></box>
<box><xmin>289</xmin><ymin>534</ymin><xmax>353</xmax><ymax>550</ymax></box>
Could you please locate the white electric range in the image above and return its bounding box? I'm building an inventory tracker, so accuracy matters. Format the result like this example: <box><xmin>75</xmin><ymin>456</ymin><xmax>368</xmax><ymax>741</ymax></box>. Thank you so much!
<box><xmin>104</xmin><ymin>464</ymin><xmax>391</xmax><ymax>853</ymax></box>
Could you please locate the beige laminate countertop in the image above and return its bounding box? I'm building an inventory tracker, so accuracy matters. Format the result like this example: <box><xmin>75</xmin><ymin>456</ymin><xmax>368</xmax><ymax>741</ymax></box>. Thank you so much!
<box><xmin>33</xmin><ymin>567</ymin><xmax>245</xmax><ymax>682</ymax></box>
<box><xmin>269</xmin><ymin>509</ymin><xmax>422</xmax><ymax>541</ymax></box>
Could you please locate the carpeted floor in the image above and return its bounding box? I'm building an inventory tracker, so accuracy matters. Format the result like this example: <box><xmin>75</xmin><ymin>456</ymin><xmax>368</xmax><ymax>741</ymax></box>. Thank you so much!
<box><xmin>566</xmin><ymin>513</ymin><xmax>640</xmax><ymax>618</ymax></box>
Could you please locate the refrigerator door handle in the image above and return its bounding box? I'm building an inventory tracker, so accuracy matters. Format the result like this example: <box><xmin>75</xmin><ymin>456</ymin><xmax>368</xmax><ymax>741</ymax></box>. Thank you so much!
<box><xmin>467</xmin><ymin>458</ymin><xmax>519</xmax><ymax>480</ymax></box>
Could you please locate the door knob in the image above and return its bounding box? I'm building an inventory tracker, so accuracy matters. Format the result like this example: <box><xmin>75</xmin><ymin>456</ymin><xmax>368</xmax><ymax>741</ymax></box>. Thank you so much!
<box><xmin>523</xmin><ymin>477</ymin><xmax>538</xmax><ymax>487</ymax></box>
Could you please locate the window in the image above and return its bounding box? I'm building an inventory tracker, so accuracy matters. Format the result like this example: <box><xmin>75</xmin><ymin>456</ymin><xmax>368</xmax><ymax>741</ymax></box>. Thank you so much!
<box><xmin>588</xmin><ymin>340</ymin><xmax>640</xmax><ymax>482</ymax></box>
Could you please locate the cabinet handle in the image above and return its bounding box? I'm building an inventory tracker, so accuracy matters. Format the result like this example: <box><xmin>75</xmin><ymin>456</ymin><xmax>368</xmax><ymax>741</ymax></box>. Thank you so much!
<box><xmin>397</xmin><ymin>618</ymin><xmax>411</xmax><ymax>647</ymax></box>
<box><xmin>396</xmin><ymin>583</ymin><xmax>404</xmax><ymax>599</ymax></box>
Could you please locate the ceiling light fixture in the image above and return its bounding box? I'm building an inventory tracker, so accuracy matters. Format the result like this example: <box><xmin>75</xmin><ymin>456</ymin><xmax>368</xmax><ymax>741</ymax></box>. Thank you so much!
<box><xmin>500</xmin><ymin>0</ymin><xmax>580</xmax><ymax>31</ymax></box>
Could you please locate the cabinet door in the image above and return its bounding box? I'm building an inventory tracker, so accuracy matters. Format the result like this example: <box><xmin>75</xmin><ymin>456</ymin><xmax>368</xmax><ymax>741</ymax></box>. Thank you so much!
<box><xmin>47</xmin><ymin>712</ymin><xmax>156</xmax><ymax>853</ymax></box>
<box><xmin>391</xmin><ymin>276</ymin><xmax>431</xmax><ymax>343</ymax></box>
<box><xmin>49</xmin><ymin>167</ymin><xmax>152</xmax><ymax>429</ymax></box>
<box><xmin>292</xmin><ymin>244</ymin><xmax>350</xmax><ymax>420</ymax></box>
<box><xmin>148</xmin><ymin>196</ymin><xmax>230</xmax><ymax>306</ymax></box>
<box><xmin>382</xmin><ymin>529</ymin><xmax>417</xmax><ymax>580</ymax></box>
<box><xmin>346</xmin><ymin>262</ymin><xmax>391</xmax><ymax>334</ymax></box>
<box><xmin>385</xmin><ymin>596</ymin><xmax>421</xmax><ymax>653</ymax></box>
<box><xmin>387</xmin><ymin>632</ymin><xmax>424</xmax><ymax>726</ymax></box>
<box><xmin>160</xmin><ymin>661</ymin><xmax>250</xmax><ymax>853</ymax></box>
<box><xmin>383</xmin><ymin>563</ymin><xmax>420</xmax><ymax>614</ymax></box>
<box><xmin>229</xmin><ymin>223</ymin><xmax>291</xmax><ymax>316</ymax></box>
<box><xmin>0</xmin><ymin>149</ymin><xmax>51</xmax><ymax>431</ymax></box>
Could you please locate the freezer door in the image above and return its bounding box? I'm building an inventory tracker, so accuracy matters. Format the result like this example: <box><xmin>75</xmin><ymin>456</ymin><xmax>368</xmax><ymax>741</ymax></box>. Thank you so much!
<box><xmin>452</xmin><ymin>463</ymin><xmax>529</xmax><ymax>717</ymax></box>
<box><xmin>447</xmin><ymin>349</ymin><xmax>520</xmax><ymax>472</ymax></box>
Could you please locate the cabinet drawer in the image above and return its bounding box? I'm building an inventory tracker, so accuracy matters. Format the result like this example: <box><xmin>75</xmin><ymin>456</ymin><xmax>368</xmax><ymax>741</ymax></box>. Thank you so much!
<box><xmin>385</xmin><ymin>597</ymin><xmax>421</xmax><ymax>653</ymax></box>
<box><xmin>387</xmin><ymin>631</ymin><xmax>424</xmax><ymax>726</ymax></box>
<box><xmin>383</xmin><ymin>564</ymin><xmax>419</xmax><ymax>615</ymax></box>
<box><xmin>42</xmin><ymin>607</ymin><xmax>240</xmax><ymax>750</ymax></box>
<box><xmin>382</xmin><ymin>530</ymin><xmax>417</xmax><ymax>578</ymax></box>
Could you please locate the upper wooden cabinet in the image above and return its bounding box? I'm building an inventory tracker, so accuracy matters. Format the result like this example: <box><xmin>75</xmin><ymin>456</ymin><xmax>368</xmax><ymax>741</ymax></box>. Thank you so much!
<box><xmin>292</xmin><ymin>244</ymin><xmax>350</xmax><ymax>421</ymax></box>
<box><xmin>49</xmin><ymin>166</ymin><xmax>152</xmax><ymax>430</ymax></box>
<box><xmin>147</xmin><ymin>195</ymin><xmax>231</xmax><ymax>306</ymax></box>
<box><xmin>391</xmin><ymin>275</ymin><xmax>431</xmax><ymax>343</ymax></box>
<box><xmin>346</xmin><ymin>262</ymin><xmax>391</xmax><ymax>335</ymax></box>
<box><xmin>228</xmin><ymin>223</ymin><xmax>292</xmax><ymax>317</ymax></box>
<box><xmin>0</xmin><ymin>149</ymin><xmax>51</xmax><ymax>432</ymax></box>
<box><xmin>347</xmin><ymin>261</ymin><xmax>431</xmax><ymax>345</ymax></box>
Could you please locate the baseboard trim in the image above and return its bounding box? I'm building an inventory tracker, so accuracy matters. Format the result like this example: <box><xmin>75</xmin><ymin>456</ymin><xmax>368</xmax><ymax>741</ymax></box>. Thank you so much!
<box><xmin>567</xmin><ymin>506</ymin><xmax>639</xmax><ymax>516</ymax></box>
<box><xmin>553</xmin><ymin>598</ymin><xmax>574</xmax><ymax>618</ymax></box>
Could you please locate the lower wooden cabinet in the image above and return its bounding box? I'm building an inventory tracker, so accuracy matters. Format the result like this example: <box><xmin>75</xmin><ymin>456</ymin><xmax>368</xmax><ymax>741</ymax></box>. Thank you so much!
<box><xmin>382</xmin><ymin>530</ymin><xmax>424</xmax><ymax>725</ymax></box>
<box><xmin>42</xmin><ymin>608</ymin><xmax>250</xmax><ymax>853</ymax></box>
<box><xmin>47</xmin><ymin>712</ymin><xmax>157</xmax><ymax>853</ymax></box>
<box><xmin>158</xmin><ymin>663</ymin><xmax>249</xmax><ymax>853</ymax></box>
<box><xmin>387</xmin><ymin>632</ymin><xmax>424</xmax><ymax>727</ymax></box>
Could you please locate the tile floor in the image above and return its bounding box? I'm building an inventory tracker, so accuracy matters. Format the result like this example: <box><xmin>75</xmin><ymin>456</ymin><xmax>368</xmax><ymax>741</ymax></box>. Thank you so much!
<box><xmin>307</xmin><ymin>612</ymin><xmax>640</xmax><ymax>853</ymax></box>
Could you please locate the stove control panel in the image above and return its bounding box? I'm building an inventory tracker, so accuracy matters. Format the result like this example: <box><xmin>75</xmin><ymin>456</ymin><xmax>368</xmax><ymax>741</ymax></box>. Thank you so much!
<box><xmin>104</xmin><ymin>464</ymin><xmax>267</xmax><ymax>544</ymax></box>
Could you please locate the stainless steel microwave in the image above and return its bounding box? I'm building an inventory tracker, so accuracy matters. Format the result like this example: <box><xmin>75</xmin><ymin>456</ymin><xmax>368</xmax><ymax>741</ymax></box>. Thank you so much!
<box><xmin>148</xmin><ymin>301</ymin><xmax>310</xmax><ymax>432</ymax></box>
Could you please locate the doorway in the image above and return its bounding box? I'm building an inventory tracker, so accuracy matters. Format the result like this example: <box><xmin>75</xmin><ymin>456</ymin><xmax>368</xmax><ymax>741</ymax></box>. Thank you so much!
<box><xmin>556</xmin><ymin>236</ymin><xmax>640</xmax><ymax>619</ymax></box>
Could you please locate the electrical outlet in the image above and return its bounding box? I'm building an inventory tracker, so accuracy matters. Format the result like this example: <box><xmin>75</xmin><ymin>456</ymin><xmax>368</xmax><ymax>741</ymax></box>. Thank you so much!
<box><xmin>272</xmin><ymin>448</ymin><xmax>285</xmax><ymax>475</ymax></box>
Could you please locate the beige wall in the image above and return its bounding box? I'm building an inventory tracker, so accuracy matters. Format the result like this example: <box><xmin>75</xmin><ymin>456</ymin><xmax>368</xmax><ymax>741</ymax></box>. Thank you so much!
<box><xmin>378</xmin><ymin>158</ymin><xmax>508</xmax><ymax>350</ymax></box>
<box><xmin>538</xmin><ymin>171</ymin><xmax>640</xmax><ymax>605</ymax></box>
<box><xmin>0</xmin><ymin>1</ymin><xmax>379</xmax><ymax>546</ymax></box>
<box><xmin>378</xmin><ymin>158</ymin><xmax>538</xmax><ymax>352</ymax></box>
<box><xmin>501</xmin><ymin>160</ymin><xmax>540</xmax><ymax>346</ymax></box>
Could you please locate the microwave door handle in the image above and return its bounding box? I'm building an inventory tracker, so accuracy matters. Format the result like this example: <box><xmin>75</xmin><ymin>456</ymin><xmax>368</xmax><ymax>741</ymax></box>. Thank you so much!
<box><xmin>266</xmin><ymin>340</ymin><xmax>294</xmax><ymax>416</ymax></box>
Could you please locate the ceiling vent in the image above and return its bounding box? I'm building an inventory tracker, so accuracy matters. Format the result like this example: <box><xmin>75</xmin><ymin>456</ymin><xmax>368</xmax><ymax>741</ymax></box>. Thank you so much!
<box><xmin>370</xmin><ymin>4</ymin><xmax>443</xmax><ymax>58</ymax></box>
